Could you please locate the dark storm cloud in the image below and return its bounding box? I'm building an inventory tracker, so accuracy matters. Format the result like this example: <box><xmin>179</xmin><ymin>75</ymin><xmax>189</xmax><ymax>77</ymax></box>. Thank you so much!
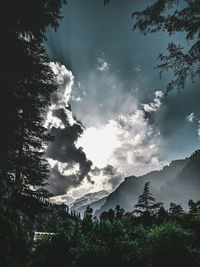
<box><xmin>46</xmin><ymin>124</ymin><xmax>92</xmax><ymax>177</ymax></box>
<box><xmin>52</xmin><ymin>108</ymin><xmax>69</xmax><ymax>126</ymax></box>
<box><xmin>102</xmin><ymin>164</ymin><xmax>116</xmax><ymax>176</ymax></box>
<box><xmin>47</xmin><ymin>163</ymin><xmax>80</xmax><ymax>195</ymax></box>
<box><xmin>44</xmin><ymin>61</ymin><xmax>95</xmax><ymax>195</ymax></box>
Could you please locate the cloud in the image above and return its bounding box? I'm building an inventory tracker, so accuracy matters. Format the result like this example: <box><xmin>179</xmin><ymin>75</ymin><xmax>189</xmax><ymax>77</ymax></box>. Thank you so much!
<box><xmin>49</xmin><ymin>62</ymin><xmax>74</xmax><ymax>109</ymax></box>
<box><xmin>185</xmin><ymin>112</ymin><xmax>200</xmax><ymax>137</ymax></box>
<box><xmin>77</xmin><ymin>91</ymin><xmax>165</xmax><ymax>178</ymax></box>
<box><xmin>56</xmin><ymin>91</ymin><xmax>165</xmax><ymax>202</ymax></box>
<box><xmin>198</xmin><ymin>121</ymin><xmax>200</xmax><ymax>136</ymax></box>
<box><xmin>46</xmin><ymin>123</ymin><xmax>92</xmax><ymax>191</ymax></box>
<box><xmin>109</xmin><ymin>110</ymin><xmax>164</xmax><ymax>176</ymax></box>
<box><xmin>46</xmin><ymin>163</ymin><xmax>81</xmax><ymax>195</ymax></box>
<box><xmin>186</xmin><ymin>112</ymin><xmax>195</xmax><ymax>123</ymax></box>
<box><xmin>102</xmin><ymin>165</ymin><xmax>123</xmax><ymax>190</ymax></box>
<box><xmin>45</xmin><ymin>62</ymin><xmax>75</xmax><ymax>129</ymax></box>
<box><xmin>142</xmin><ymin>91</ymin><xmax>163</xmax><ymax>113</ymax></box>
<box><xmin>62</xmin><ymin>164</ymin><xmax>123</xmax><ymax>201</ymax></box>
<box><xmin>44</xmin><ymin>63</ymin><xmax>165</xmax><ymax>200</ymax></box>
<box><xmin>44</xmin><ymin>62</ymin><xmax>93</xmax><ymax>195</ymax></box>
<box><xmin>97</xmin><ymin>57</ymin><xmax>109</xmax><ymax>71</ymax></box>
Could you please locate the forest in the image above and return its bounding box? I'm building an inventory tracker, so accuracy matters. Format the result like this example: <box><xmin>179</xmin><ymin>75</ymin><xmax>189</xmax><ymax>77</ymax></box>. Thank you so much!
<box><xmin>1</xmin><ymin>0</ymin><xmax>200</xmax><ymax>266</ymax></box>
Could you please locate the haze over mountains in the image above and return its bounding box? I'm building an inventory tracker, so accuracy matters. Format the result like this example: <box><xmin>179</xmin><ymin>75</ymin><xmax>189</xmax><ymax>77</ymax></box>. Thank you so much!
<box><xmin>70</xmin><ymin>150</ymin><xmax>200</xmax><ymax>216</ymax></box>
<box><xmin>70</xmin><ymin>190</ymin><xmax>108</xmax><ymax>211</ymax></box>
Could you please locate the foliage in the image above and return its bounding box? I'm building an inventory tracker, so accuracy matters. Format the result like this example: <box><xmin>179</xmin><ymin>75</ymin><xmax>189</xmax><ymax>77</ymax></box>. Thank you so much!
<box><xmin>132</xmin><ymin>0</ymin><xmax>200</xmax><ymax>94</ymax></box>
<box><xmin>27</xmin><ymin>185</ymin><xmax>200</xmax><ymax>267</ymax></box>
<box><xmin>0</xmin><ymin>0</ymin><xmax>67</xmax><ymax>265</ymax></box>
<box><xmin>0</xmin><ymin>202</ymin><xmax>31</xmax><ymax>267</ymax></box>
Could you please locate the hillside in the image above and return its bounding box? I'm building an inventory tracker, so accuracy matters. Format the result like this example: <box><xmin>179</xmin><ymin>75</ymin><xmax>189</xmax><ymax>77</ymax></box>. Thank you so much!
<box><xmin>95</xmin><ymin>151</ymin><xmax>199</xmax><ymax>215</ymax></box>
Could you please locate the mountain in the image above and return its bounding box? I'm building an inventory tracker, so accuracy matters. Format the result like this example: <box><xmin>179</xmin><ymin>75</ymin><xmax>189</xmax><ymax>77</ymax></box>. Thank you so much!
<box><xmin>70</xmin><ymin>190</ymin><xmax>109</xmax><ymax>214</ymax></box>
<box><xmin>159</xmin><ymin>150</ymin><xmax>200</xmax><ymax>208</ymax></box>
<box><xmin>74</xmin><ymin>196</ymin><xmax>107</xmax><ymax>218</ymax></box>
<box><xmin>96</xmin><ymin>151</ymin><xmax>200</xmax><ymax>215</ymax></box>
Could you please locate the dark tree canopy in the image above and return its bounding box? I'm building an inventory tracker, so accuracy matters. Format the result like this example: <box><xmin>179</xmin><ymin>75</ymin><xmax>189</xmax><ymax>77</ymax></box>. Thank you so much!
<box><xmin>0</xmin><ymin>0</ymin><xmax>67</xmax><ymax>211</ymax></box>
<box><xmin>132</xmin><ymin>0</ymin><xmax>200</xmax><ymax>94</ymax></box>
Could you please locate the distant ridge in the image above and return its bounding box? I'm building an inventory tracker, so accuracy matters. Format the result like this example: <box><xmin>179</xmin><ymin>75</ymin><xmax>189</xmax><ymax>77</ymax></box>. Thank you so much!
<box><xmin>95</xmin><ymin>151</ymin><xmax>200</xmax><ymax>215</ymax></box>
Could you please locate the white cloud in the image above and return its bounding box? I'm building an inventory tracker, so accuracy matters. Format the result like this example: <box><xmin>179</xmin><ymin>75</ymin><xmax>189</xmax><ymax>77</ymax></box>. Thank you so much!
<box><xmin>97</xmin><ymin>57</ymin><xmax>109</xmax><ymax>71</ymax></box>
<box><xmin>49</xmin><ymin>62</ymin><xmax>74</xmax><ymax>107</ymax></box>
<box><xmin>77</xmin><ymin>91</ymin><xmax>165</xmax><ymax>177</ymax></box>
<box><xmin>186</xmin><ymin>113</ymin><xmax>200</xmax><ymax>137</ymax></box>
<box><xmin>108</xmin><ymin>110</ymin><xmax>164</xmax><ymax>176</ymax></box>
<box><xmin>198</xmin><ymin>121</ymin><xmax>200</xmax><ymax>136</ymax></box>
<box><xmin>44</xmin><ymin>63</ymin><xmax>165</xmax><ymax>202</ymax></box>
<box><xmin>44</xmin><ymin>62</ymin><xmax>76</xmax><ymax>129</ymax></box>
<box><xmin>71</xmin><ymin>96</ymin><xmax>82</xmax><ymax>102</ymax></box>
<box><xmin>142</xmin><ymin>90</ymin><xmax>163</xmax><ymax>113</ymax></box>
<box><xmin>186</xmin><ymin>112</ymin><xmax>195</xmax><ymax>123</ymax></box>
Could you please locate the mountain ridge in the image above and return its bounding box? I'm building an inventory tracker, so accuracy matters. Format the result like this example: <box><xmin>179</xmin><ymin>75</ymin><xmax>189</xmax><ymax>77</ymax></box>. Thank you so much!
<box><xmin>95</xmin><ymin>151</ymin><xmax>199</xmax><ymax>215</ymax></box>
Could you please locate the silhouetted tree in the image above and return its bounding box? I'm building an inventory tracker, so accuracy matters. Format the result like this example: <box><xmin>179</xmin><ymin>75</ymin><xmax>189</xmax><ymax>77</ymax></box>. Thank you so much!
<box><xmin>0</xmin><ymin>0</ymin><xmax>67</xmax><ymax>210</ymax></box>
<box><xmin>100</xmin><ymin>211</ymin><xmax>108</xmax><ymax>221</ymax></box>
<box><xmin>133</xmin><ymin>182</ymin><xmax>163</xmax><ymax>217</ymax></box>
<box><xmin>169</xmin><ymin>202</ymin><xmax>184</xmax><ymax>214</ymax></box>
<box><xmin>115</xmin><ymin>205</ymin><xmax>125</xmax><ymax>220</ymax></box>
<box><xmin>188</xmin><ymin>199</ymin><xmax>200</xmax><ymax>214</ymax></box>
<box><xmin>132</xmin><ymin>0</ymin><xmax>200</xmax><ymax>94</ymax></box>
<box><xmin>82</xmin><ymin>206</ymin><xmax>93</xmax><ymax>234</ymax></box>
<box><xmin>107</xmin><ymin>208</ymin><xmax>115</xmax><ymax>223</ymax></box>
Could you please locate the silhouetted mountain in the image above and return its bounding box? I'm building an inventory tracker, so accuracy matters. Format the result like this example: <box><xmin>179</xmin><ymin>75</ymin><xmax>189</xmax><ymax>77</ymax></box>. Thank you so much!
<box><xmin>96</xmin><ymin>151</ymin><xmax>200</xmax><ymax>215</ymax></box>
<box><xmin>159</xmin><ymin>150</ymin><xmax>200</xmax><ymax>208</ymax></box>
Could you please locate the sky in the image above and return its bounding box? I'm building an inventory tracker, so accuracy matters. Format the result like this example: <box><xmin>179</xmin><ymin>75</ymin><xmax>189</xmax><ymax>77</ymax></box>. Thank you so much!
<box><xmin>44</xmin><ymin>0</ymin><xmax>200</xmax><ymax>204</ymax></box>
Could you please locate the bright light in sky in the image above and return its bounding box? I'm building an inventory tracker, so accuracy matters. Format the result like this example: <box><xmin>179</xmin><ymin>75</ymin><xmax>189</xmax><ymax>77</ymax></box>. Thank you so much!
<box><xmin>76</xmin><ymin>122</ymin><xmax>118</xmax><ymax>168</ymax></box>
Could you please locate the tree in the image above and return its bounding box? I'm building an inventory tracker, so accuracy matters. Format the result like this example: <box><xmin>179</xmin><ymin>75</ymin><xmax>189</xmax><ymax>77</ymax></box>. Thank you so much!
<box><xmin>132</xmin><ymin>0</ymin><xmax>200</xmax><ymax>94</ymax></box>
<box><xmin>0</xmin><ymin>0</ymin><xmax>67</xmax><ymax>209</ymax></box>
<box><xmin>133</xmin><ymin>182</ymin><xmax>163</xmax><ymax>217</ymax></box>
<box><xmin>115</xmin><ymin>205</ymin><xmax>125</xmax><ymax>220</ymax></box>
<box><xmin>188</xmin><ymin>199</ymin><xmax>200</xmax><ymax>214</ymax></box>
<box><xmin>82</xmin><ymin>206</ymin><xmax>93</xmax><ymax>234</ymax></box>
<box><xmin>169</xmin><ymin>202</ymin><xmax>184</xmax><ymax>214</ymax></box>
<box><xmin>148</xmin><ymin>222</ymin><xmax>193</xmax><ymax>267</ymax></box>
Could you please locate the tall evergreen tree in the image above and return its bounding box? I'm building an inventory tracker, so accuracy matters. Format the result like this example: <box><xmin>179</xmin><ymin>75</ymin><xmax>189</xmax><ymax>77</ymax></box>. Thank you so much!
<box><xmin>133</xmin><ymin>182</ymin><xmax>163</xmax><ymax>216</ymax></box>
<box><xmin>0</xmin><ymin>0</ymin><xmax>67</xmax><ymax>207</ymax></box>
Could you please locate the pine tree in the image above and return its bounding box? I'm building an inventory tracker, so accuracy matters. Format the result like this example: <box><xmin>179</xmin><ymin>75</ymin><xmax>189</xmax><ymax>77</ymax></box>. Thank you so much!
<box><xmin>133</xmin><ymin>182</ymin><xmax>163</xmax><ymax>216</ymax></box>
<box><xmin>0</xmin><ymin>0</ymin><xmax>67</xmax><ymax>208</ymax></box>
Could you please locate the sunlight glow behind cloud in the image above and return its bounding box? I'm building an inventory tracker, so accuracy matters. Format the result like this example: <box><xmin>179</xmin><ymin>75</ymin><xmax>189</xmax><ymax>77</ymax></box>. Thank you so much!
<box><xmin>76</xmin><ymin>122</ymin><xmax>118</xmax><ymax>168</ymax></box>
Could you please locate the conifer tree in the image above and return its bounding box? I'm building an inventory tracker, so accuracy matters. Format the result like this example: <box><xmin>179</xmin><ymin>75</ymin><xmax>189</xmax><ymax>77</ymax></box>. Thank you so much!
<box><xmin>0</xmin><ymin>0</ymin><xmax>67</xmax><ymax>207</ymax></box>
<box><xmin>133</xmin><ymin>182</ymin><xmax>163</xmax><ymax>216</ymax></box>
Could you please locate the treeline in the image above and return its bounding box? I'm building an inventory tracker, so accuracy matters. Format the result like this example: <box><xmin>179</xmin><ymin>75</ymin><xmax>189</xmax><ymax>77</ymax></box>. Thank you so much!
<box><xmin>27</xmin><ymin>183</ymin><xmax>200</xmax><ymax>266</ymax></box>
